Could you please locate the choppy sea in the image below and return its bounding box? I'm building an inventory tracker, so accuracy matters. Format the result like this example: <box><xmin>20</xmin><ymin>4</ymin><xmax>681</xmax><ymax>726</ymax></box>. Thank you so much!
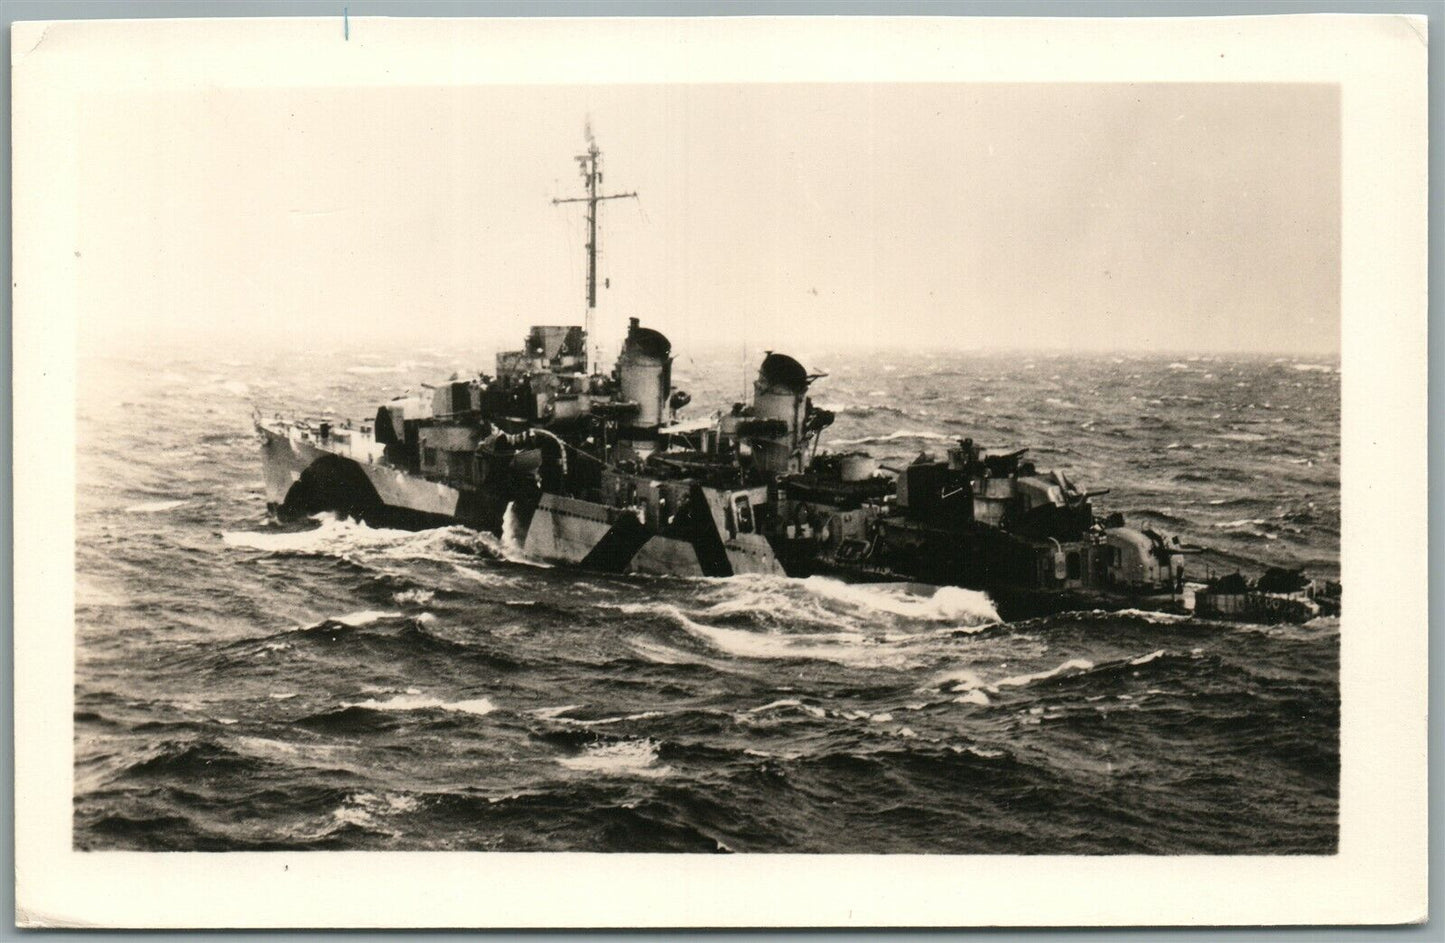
<box><xmin>75</xmin><ymin>344</ymin><xmax>1339</xmax><ymax>853</ymax></box>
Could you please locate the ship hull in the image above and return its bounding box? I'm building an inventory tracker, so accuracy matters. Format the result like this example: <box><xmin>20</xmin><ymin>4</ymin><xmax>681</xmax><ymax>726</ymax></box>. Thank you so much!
<box><xmin>258</xmin><ymin>428</ymin><xmax>1189</xmax><ymax>619</ymax></box>
<box><xmin>517</xmin><ymin>497</ymin><xmax>1186</xmax><ymax>617</ymax></box>
<box><xmin>521</xmin><ymin>488</ymin><xmax>787</xmax><ymax>578</ymax></box>
<box><xmin>258</xmin><ymin>424</ymin><xmax>507</xmax><ymax>531</ymax></box>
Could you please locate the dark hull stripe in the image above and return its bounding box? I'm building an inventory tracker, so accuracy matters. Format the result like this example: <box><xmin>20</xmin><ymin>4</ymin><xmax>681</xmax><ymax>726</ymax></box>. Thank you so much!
<box><xmin>684</xmin><ymin>486</ymin><xmax>733</xmax><ymax>577</ymax></box>
<box><xmin>579</xmin><ymin>514</ymin><xmax>655</xmax><ymax>573</ymax></box>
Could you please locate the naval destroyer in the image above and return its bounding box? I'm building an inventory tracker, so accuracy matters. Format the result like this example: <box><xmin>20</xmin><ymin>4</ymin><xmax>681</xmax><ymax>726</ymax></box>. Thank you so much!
<box><xmin>256</xmin><ymin>136</ymin><xmax>1338</xmax><ymax>622</ymax></box>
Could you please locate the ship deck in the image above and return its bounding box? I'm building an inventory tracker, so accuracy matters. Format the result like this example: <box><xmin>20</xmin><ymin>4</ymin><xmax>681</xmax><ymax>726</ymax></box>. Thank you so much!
<box><xmin>261</xmin><ymin>417</ymin><xmax>384</xmax><ymax>466</ymax></box>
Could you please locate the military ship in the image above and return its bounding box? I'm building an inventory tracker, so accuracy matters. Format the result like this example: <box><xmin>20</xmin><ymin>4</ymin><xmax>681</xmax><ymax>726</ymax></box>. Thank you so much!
<box><xmin>257</xmin><ymin>134</ymin><xmax>1330</xmax><ymax>621</ymax></box>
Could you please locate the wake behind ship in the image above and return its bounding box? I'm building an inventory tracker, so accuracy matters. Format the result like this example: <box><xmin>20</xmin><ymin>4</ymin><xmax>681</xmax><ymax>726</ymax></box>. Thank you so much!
<box><xmin>257</xmin><ymin>136</ymin><xmax>1338</xmax><ymax>622</ymax></box>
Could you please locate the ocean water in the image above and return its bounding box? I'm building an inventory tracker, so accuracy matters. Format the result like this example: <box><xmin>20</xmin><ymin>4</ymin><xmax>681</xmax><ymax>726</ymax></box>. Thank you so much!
<box><xmin>74</xmin><ymin>345</ymin><xmax>1339</xmax><ymax>853</ymax></box>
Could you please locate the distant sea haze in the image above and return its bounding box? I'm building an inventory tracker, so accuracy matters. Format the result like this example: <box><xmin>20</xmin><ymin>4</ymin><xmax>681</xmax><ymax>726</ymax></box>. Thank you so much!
<box><xmin>84</xmin><ymin>323</ymin><xmax>1344</xmax><ymax>366</ymax></box>
<box><xmin>74</xmin><ymin>349</ymin><xmax>1339</xmax><ymax>852</ymax></box>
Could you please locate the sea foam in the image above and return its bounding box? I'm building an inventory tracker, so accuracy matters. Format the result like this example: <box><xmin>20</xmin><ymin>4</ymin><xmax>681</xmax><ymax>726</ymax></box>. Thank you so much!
<box><xmin>221</xmin><ymin>514</ymin><xmax>415</xmax><ymax>554</ymax></box>
<box><xmin>558</xmin><ymin>740</ymin><xmax>671</xmax><ymax>778</ymax></box>
<box><xmin>341</xmin><ymin>693</ymin><xmax>496</xmax><ymax>716</ymax></box>
<box><xmin>125</xmin><ymin>499</ymin><xmax>188</xmax><ymax>513</ymax></box>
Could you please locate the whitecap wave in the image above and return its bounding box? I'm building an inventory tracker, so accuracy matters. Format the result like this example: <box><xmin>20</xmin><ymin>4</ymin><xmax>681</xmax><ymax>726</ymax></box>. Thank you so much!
<box><xmin>749</xmin><ymin>698</ymin><xmax>827</xmax><ymax>719</ymax></box>
<box><xmin>221</xmin><ymin>514</ymin><xmax>417</xmax><ymax>554</ymax></box>
<box><xmin>329</xmin><ymin>802</ymin><xmax>372</xmax><ymax>826</ymax></box>
<box><xmin>670</xmin><ymin>607</ymin><xmax>939</xmax><ymax>669</ymax></box>
<box><xmin>474</xmin><ymin>533</ymin><xmax>553</xmax><ymax>568</ymax></box>
<box><xmin>991</xmin><ymin>658</ymin><xmax>1095</xmax><ymax>689</ymax></box>
<box><xmin>529</xmin><ymin>704</ymin><xmax>586</xmax><ymax>720</ymax></box>
<box><xmin>691</xmin><ymin>574</ymin><xmax>997</xmax><ymax>635</ymax></box>
<box><xmin>932</xmin><ymin>667</ymin><xmax>986</xmax><ymax>692</ymax></box>
<box><xmin>830</xmin><ymin>429</ymin><xmax>953</xmax><ymax>447</ymax></box>
<box><xmin>342</xmin><ymin>693</ymin><xmax>496</xmax><ymax>715</ymax></box>
<box><xmin>1209</xmin><ymin>519</ymin><xmax>1279</xmax><ymax>540</ymax></box>
<box><xmin>624</xmin><ymin>636</ymin><xmax>697</xmax><ymax>666</ymax></box>
<box><xmin>328</xmin><ymin>791</ymin><xmax>420</xmax><ymax>833</ymax></box>
<box><xmin>678</xmin><ymin>615</ymin><xmax>875</xmax><ymax>666</ymax></box>
<box><xmin>449</xmin><ymin>563</ymin><xmax>522</xmax><ymax>587</ymax></box>
<box><xmin>231</xmin><ymin>735</ymin><xmax>341</xmax><ymax>764</ymax></box>
<box><xmin>476</xmin><ymin>503</ymin><xmax>552</xmax><ymax>568</ymax></box>
<box><xmin>798</xmin><ymin>578</ymin><xmax>999</xmax><ymax>625</ymax></box>
<box><xmin>1129</xmin><ymin>649</ymin><xmax>1167</xmax><ymax>666</ymax></box>
<box><xmin>691</xmin><ymin>584</ymin><xmax>838</xmax><ymax>627</ymax></box>
<box><xmin>558</xmin><ymin>740</ymin><xmax>671</xmax><ymax>778</ymax></box>
<box><xmin>124</xmin><ymin>499</ymin><xmax>188</xmax><ymax>513</ymax></box>
<box><xmin>570</xmin><ymin>711</ymin><xmax>667</xmax><ymax>727</ymax></box>
<box><xmin>539</xmin><ymin>706</ymin><xmax>667</xmax><ymax>727</ymax></box>
<box><xmin>320</xmin><ymin>610</ymin><xmax>402</xmax><ymax>627</ymax></box>
<box><xmin>1108</xmin><ymin>608</ymin><xmax>1191</xmax><ymax>625</ymax></box>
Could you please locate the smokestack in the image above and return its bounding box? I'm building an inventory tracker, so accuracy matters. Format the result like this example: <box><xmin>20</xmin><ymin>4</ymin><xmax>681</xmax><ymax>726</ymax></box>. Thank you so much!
<box><xmin>750</xmin><ymin>352</ymin><xmax>812</xmax><ymax>476</ymax></box>
<box><xmin>615</xmin><ymin>319</ymin><xmax>672</xmax><ymax>458</ymax></box>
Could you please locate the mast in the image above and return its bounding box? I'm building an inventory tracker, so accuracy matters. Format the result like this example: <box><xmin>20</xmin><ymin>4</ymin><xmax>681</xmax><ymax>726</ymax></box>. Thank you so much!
<box><xmin>552</xmin><ymin>130</ymin><xmax>637</xmax><ymax>373</ymax></box>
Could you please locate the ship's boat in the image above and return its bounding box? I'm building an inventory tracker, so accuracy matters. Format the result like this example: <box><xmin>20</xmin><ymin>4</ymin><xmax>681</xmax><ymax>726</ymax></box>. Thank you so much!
<box><xmin>255</xmin><ymin>133</ymin><xmax>1333</xmax><ymax>622</ymax></box>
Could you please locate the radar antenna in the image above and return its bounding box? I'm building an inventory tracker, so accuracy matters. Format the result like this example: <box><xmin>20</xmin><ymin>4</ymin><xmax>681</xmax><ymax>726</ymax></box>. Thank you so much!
<box><xmin>552</xmin><ymin>127</ymin><xmax>637</xmax><ymax>373</ymax></box>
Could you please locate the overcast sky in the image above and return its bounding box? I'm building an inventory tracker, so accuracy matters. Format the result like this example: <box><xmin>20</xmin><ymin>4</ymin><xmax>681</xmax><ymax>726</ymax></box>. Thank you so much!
<box><xmin>79</xmin><ymin>82</ymin><xmax>1339</xmax><ymax>358</ymax></box>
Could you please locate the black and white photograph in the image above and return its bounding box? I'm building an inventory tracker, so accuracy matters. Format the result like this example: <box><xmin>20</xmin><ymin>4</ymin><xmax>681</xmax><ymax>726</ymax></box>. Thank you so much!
<box><xmin>13</xmin><ymin>12</ymin><xmax>1428</xmax><ymax>928</ymax></box>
